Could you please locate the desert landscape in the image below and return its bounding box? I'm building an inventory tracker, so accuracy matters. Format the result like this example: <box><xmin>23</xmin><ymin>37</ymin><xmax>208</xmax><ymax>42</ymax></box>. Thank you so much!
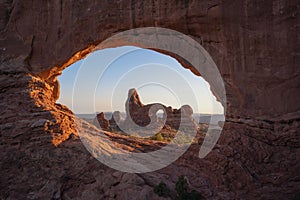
<box><xmin>0</xmin><ymin>0</ymin><xmax>299</xmax><ymax>200</ymax></box>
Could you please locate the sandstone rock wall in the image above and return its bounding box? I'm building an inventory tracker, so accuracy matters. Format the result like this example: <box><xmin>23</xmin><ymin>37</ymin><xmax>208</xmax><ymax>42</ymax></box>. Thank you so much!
<box><xmin>0</xmin><ymin>0</ymin><xmax>299</xmax><ymax>199</ymax></box>
<box><xmin>0</xmin><ymin>0</ymin><xmax>299</xmax><ymax>118</ymax></box>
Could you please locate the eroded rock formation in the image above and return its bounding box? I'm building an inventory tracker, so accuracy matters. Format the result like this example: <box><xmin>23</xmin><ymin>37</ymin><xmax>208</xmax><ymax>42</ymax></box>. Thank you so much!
<box><xmin>94</xmin><ymin>112</ymin><xmax>110</xmax><ymax>130</ymax></box>
<box><xmin>96</xmin><ymin>88</ymin><xmax>199</xmax><ymax>135</ymax></box>
<box><xmin>0</xmin><ymin>1</ymin><xmax>299</xmax><ymax>199</ymax></box>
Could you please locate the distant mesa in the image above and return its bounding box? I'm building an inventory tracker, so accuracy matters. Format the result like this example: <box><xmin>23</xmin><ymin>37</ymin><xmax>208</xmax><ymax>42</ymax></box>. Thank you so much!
<box><xmin>94</xmin><ymin>88</ymin><xmax>200</xmax><ymax>136</ymax></box>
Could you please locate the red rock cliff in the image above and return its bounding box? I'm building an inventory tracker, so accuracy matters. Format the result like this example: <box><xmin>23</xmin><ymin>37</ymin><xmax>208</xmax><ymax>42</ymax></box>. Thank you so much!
<box><xmin>0</xmin><ymin>0</ymin><xmax>299</xmax><ymax>199</ymax></box>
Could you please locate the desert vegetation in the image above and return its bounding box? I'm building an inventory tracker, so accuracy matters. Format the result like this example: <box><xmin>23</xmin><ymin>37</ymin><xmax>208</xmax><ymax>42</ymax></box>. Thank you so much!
<box><xmin>154</xmin><ymin>175</ymin><xmax>203</xmax><ymax>200</ymax></box>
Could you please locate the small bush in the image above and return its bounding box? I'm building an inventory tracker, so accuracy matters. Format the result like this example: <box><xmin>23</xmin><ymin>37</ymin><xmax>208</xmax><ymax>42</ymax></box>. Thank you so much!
<box><xmin>175</xmin><ymin>175</ymin><xmax>203</xmax><ymax>200</ymax></box>
<box><xmin>292</xmin><ymin>192</ymin><xmax>300</xmax><ymax>200</ymax></box>
<box><xmin>175</xmin><ymin>175</ymin><xmax>189</xmax><ymax>196</ymax></box>
<box><xmin>150</xmin><ymin>132</ymin><xmax>164</xmax><ymax>141</ymax></box>
<box><xmin>154</xmin><ymin>175</ymin><xmax>203</xmax><ymax>200</ymax></box>
<box><xmin>173</xmin><ymin>131</ymin><xmax>195</xmax><ymax>145</ymax></box>
<box><xmin>154</xmin><ymin>181</ymin><xmax>170</xmax><ymax>197</ymax></box>
<box><xmin>189</xmin><ymin>190</ymin><xmax>203</xmax><ymax>200</ymax></box>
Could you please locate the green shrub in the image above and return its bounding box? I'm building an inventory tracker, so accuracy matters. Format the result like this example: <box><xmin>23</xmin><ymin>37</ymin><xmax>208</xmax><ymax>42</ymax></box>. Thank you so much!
<box><xmin>176</xmin><ymin>175</ymin><xmax>189</xmax><ymax>196</ymax></box>
<box><xmin>156</xmin><ymin>132</ymin><xmax>164</xmax><ymax>141</ymax></box>
<box><xmin>175</xmin><ymin>175</ymin><xmax>203</xmax><ymax>200</ymax></box>
<box><xmin>189</xmin><ymin>190</ymin><xmax>203</xmax><ymax>200</ymax></box>
<box><xmin>154</xmin><ymin>175</ymin><xmax>203</xmax><ymax>200</ymax></box>
<box><xmin>292</xmin><ymin>192</ymin><xmax>300</xmax><ymax>200</ymax></box>
<box><xmin>173</xmin><ymin>131</ymin><xmax>195</xmax><ymax>145</ymax></box>
<box><xmin>154</xmin><ymin>181</ymin><xmax>170</xmax><ymax>197</ymax></box>
<box><xmin>150</xmin><ymin>132</ymin><xmax>164</xmax><ymax>141</ymax></box>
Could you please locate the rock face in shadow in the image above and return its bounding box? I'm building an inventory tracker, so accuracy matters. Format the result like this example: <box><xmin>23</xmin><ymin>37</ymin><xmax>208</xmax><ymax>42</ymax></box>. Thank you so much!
<box><xmin>1</xmin><ymin>0</ymin><xmax>299</xmax><ymax>118</ymax></box>
<box><xmin>0</xmin><ymin>0</ymin><xmax>299</xmax><ymax>199</ymax></box>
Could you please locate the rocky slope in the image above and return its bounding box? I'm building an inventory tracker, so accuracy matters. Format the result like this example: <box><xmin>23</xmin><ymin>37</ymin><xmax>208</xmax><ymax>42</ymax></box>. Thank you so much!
<box><xmin>0</xmin><ymin>0</ymin><xmax>299</xmax><ymax>199</ymax></box>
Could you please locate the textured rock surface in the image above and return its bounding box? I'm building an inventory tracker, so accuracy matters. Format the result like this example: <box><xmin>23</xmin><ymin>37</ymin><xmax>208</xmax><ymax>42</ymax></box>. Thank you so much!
<box><xmin>1</xmin><ymin>0</ymin><xmax>299</xmax><ymax>117</ymax></box>
<box><xmin>125</xmin><ymin>88</ymin><xmax>199</xmax><ymax>131</ymax></box>
<box><xmin>0</xmin><ymin>0</ymin><xmax>299</xmax><ymax>199</ymax></box>
<box><xmin>95</xmin><ymin>112</ymin><xmax>110</xmax><ymax>131</ymax></box>
<box><xmin>96</xmin><ymin>88</ymin><xmax>200</xmax><ymax>134</ymax></box>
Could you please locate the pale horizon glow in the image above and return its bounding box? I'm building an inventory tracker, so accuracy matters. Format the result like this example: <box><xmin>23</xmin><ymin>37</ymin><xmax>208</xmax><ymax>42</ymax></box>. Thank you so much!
<box><xmin>57</xmin><ymin>46</ymin><xmax>224</xmax><ymax>115</ymax></box>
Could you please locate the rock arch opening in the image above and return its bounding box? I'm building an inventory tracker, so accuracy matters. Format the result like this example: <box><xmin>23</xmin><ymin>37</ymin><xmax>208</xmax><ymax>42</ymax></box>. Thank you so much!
<box><xmin>36</xmin><ymin>28</ymin><xmax>227</xmax><ymax>148</ymax></box>
<box><xmin>57</xmin><ymin>46</ymin><xmax>224</xmax><ymax>114</ymax></box>
<box><xmin>1</xmin><ymin>2</ymin><xmax>298</xmax><ymax>198</ymax></box>
<box><xmin>56</xmin><ymin>45</ymin><xmax>224</xmax><ymax>140</ymax></box>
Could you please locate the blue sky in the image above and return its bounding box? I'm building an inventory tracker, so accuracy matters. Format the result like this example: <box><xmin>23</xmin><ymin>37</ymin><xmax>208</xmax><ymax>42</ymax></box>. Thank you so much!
<box><xmin>57</xmin><ymin>46</ymin><xmax>223</xmax><ymax>114</ymax></box>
